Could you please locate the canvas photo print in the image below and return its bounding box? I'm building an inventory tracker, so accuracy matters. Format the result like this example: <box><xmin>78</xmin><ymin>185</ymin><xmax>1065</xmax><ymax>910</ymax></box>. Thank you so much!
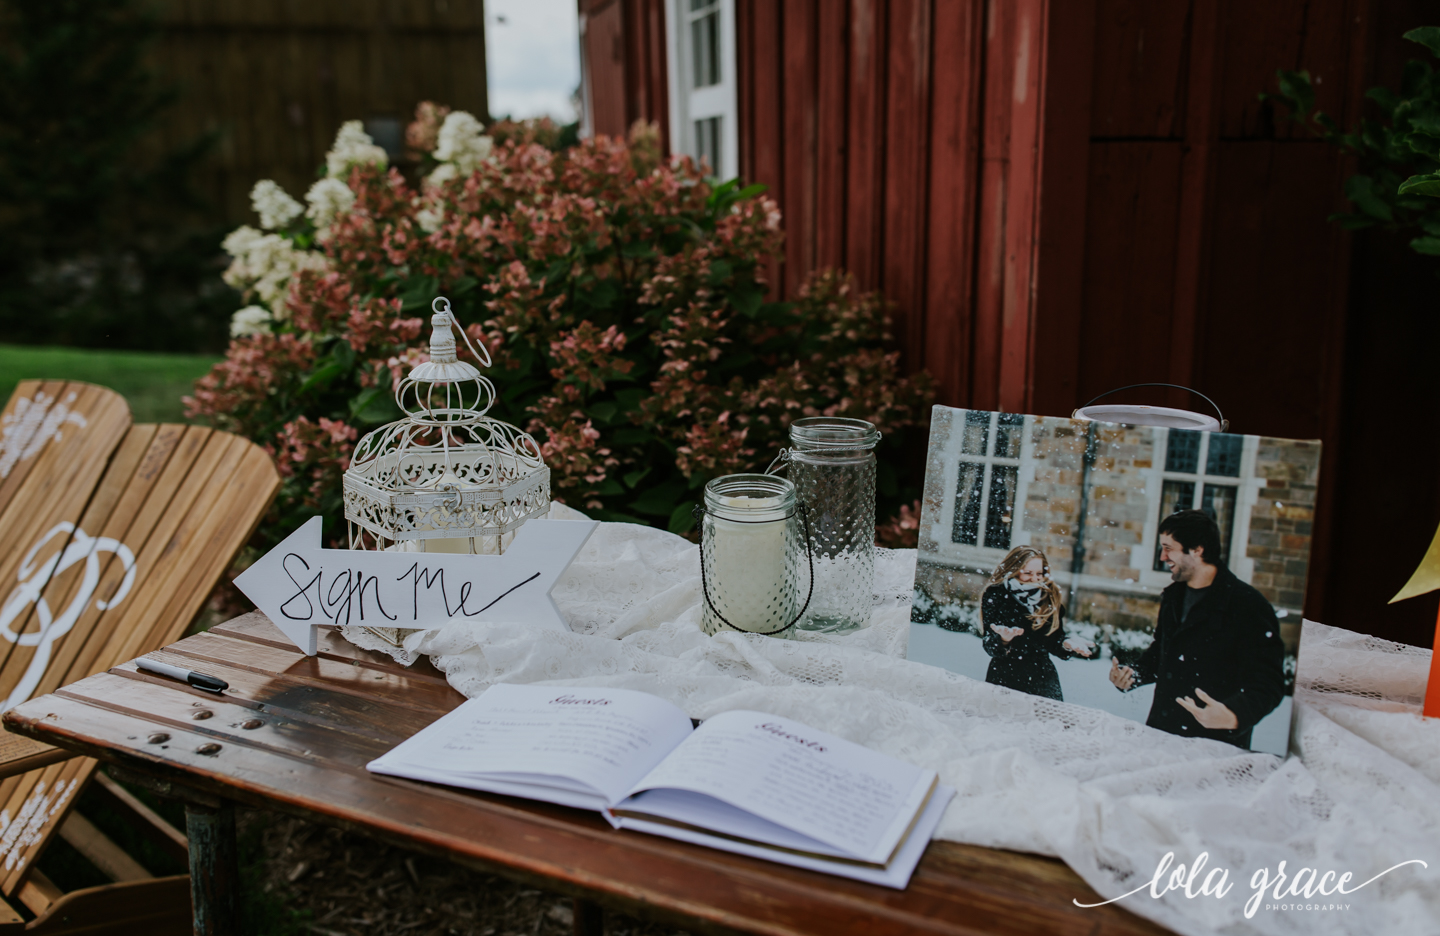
<box><xmin>907</xmin><ymin>406</ymin><xmax>1320</xmax><ymax>757</ymax></box>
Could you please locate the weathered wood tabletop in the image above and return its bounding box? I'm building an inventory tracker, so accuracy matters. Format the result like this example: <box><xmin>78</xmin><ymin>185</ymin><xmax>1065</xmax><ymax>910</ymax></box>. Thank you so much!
<box><xmin>2</xmin><ymin>612</ymin><xmax>1172</xmax><ymax>936</ymax></box>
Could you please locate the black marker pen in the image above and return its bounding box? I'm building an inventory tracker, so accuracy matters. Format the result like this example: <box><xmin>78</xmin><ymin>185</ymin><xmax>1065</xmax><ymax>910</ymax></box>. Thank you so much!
<box><xmin>135</xmin><ymin>658</ymin><xmax>229</xmax><ymax>693</ymax></box>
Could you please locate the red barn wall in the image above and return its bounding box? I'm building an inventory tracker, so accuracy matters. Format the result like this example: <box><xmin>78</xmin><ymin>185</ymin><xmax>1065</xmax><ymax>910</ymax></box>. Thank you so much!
<box><xmin>580</xmin><ymin>0</ymin><xmax>1440</xmax><ymax>647</ymax></box>
<box><xmin>580</xmin><ymin>0</ymin><xmax>670</xmax><ymax>142</ymax></box>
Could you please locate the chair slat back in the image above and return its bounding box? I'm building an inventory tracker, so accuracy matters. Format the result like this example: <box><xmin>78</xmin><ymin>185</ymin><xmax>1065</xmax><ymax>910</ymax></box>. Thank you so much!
<box><xmin>0</xmin><ymin>381</ymin><xmax>133</xmax><ymax>522</ymax></box>
<box><xmin>0</xmin><ymin>382</ymin><xmax>280</xmax><ymax>890</ymax></box>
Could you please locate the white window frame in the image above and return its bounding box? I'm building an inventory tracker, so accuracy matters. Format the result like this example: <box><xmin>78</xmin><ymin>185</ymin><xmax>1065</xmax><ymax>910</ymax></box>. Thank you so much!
<box><xmin>925</xmin><ymin>412</ymin><xmax>1033</xmax><ymax>571</ymax></box>
<box><xmin>577</xmin><ymin>12</ymin><xmax>594</xmax><ymax>140</ymax></box>
<box><xmin>1135</xmin><ymin>429</ymin><xmax>1262</xmax><ymax>588</ymax></box>
<box><xmin>664</xmin><ymin>0</ymin><xmax>739</xmax><ymax>179</ymax></box>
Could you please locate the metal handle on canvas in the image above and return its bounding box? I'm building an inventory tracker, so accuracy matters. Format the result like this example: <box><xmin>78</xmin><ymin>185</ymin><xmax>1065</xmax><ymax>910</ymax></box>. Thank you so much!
<box><xmin>1075</xmin><ymin>383</ymin><xmax>1229</xmax><ymax>433</ymax></box>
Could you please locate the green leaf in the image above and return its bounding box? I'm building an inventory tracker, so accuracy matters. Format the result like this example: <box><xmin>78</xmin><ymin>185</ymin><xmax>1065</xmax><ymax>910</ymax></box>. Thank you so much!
<box><xmin>629</xmin><ymin>479</ymin><xmax>687</xmax><ymax>517</ymax></box>
<box><xmin>707</xmin><ymin>259</ymin><xmax>733</xmax><ymax>285</ymax></box>
<box><xmin>1403</xmin><ymin>26</ymin><xmax>1440</xmax><ymax>58</ymax></box>
<box><xmin>705</xmin><ymin>178</ymin><xmax>740</xmax><ymax>211</ymax></box>
<box><xmin>350</xmin><ymin>387</ymin><xmax>403</xmax><ymax>424</ymax></box>
<box><xmin>331</xmin><ymin>341</ymin><xmax>356</xmax><ymax>369</ymax></box>
<box><xmin>584</xmin><ymin>280</ymin><xmax>618</xmax><ymax>310</ymax></box>
<box><xmin>1345</xmin><ymin>175</ymin><xmax>1394</xmax><ymax>220</ymax></box>
<box><xmin>1274</xmin><ymin>69</ymin><xmax>1315</xmax><ymax>117</ymax></box>
<box><xmin>588</xmin><ymin>401</ymin><xmax>618</xmax><ymax>423</ymax></box>
<box><xmin>400</xmin><ymin>275</ymin><xmax>439</xmax><ymax>310</ymax></box>
<box><xmin>623</xmin><ymin>467</ymin><xmax>652</xmax><ymax>489</ymax></box>
<box><xmin>593</xmin><ymin>477</ymin><xmax>625</xmax><ymax>497</ymax></box>
<box><xmin>1398</xmin><ymin>173</ymin><xmax>1440</xmax><ymax>198</ymax></box>
<box><xmin>610</xmin><ymin>427</ymin><xmax>651</xmax><ymax>446</ymax></box>
<box><xmin>757</xmin><ymin>301</ymin><xmax>798</xmax><ymax>322</ymax></box>
<box><xmin>1408</xmin><ymin>114</ymin><xmax>1440</xmax><ymax>139</ymax></box>
<box><xmin>1410</xmin><ymin>236</ymin><xmax>1440</xmax><ymax>255</ymax></box>
<box><xmin>730</xmin><ymin>282</ymin><xmax>763</xmax><ymax>318</ymax></box>
<box><xmin>543</xmin><ymin>258</ymin><xmax>571</xmax><ymax>285</ymax></box>
<box><xmin>1365</xmin><ymin>86</ymin><xmax>1402</xmax><ymax>117</ymax></box>
<box><xmin>614</xmin><ymin>388</ymin><xmax>647</xmax><ymax>412</ymax></box>
<box><xmin>452</xmin><ymin>275</ymin><xmax>478</xmax><ymax>295</ymax></box>
<box><xmin>734</xmin><ymin>183</ymin><xmax>768</xmax><ymax>201</ymax></box>
<box><xmin>668</xmin><ymin>500</ymin><xmax>697</xmax><ymax>535</ymax></box>
<box><xmin>300</xmin><ymin>361</ymin><xmax>346</xmax><ymax>393</ymax></box>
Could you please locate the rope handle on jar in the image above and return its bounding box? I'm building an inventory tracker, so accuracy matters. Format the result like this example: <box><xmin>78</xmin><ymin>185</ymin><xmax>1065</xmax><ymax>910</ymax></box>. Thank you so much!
<box><xmin>764</xmin><ymin>449</ymin><xmax>791</xmax><ymax>475</ymax></box>
<box><xmin>691</xmin><ymin>502</ymin><xmax>814</xmax><ymax>637</ymax></box>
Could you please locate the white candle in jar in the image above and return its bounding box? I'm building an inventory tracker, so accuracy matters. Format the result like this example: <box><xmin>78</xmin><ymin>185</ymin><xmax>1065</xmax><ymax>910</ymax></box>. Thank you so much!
<box><xmin>706</xmin><ymin>495</ymin><xmax>792</xmax><ymax>634</ymax></box>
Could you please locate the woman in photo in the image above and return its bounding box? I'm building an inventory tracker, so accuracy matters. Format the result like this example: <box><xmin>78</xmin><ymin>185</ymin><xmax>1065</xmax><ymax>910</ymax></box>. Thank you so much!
<box><xmin>980</xmin><ymin>545</ymin><xmax>1093</xmax><ymax>701</ymax></box>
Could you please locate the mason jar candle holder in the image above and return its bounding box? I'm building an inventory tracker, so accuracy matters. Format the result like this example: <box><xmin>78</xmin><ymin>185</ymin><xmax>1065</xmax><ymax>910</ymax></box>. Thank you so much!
<box><xmin>777</xmin><ymin>417</ymin><xmax>880</xmax><ymax>633</ymax></box>
<box><xmin>697</xmin><ymin>474</ymin><xmax>812</xmax><ymax>637</ymax></box>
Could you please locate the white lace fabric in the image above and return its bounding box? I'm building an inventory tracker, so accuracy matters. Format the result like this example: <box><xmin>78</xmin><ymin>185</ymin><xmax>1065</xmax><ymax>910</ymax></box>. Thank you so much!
<box><xmin>341</xmin><ymin>509</ymin><xmax>1440</xmax><ymax>936</ymax></box>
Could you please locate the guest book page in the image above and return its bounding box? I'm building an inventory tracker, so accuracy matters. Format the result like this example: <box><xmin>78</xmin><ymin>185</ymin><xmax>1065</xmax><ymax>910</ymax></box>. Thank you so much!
<box><xmin>614</xmin><ymin>711</ymin><xmax>937</xmax><ymax>865</ymax></box>
<box><xmin>367</xmin><ymin>683</ymin><xmax>693</xmax><ymax>809</ymax></box>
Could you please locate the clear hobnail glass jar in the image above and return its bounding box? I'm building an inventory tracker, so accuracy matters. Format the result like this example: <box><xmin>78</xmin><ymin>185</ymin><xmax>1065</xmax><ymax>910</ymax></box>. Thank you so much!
<box><xmin>785</xmin><ymin>417</ymin><xmax>880</xmax><ymax>633</ymax></box>
<box><xmin>699</xmin><ymin>474</ymin><xmax>809</xmax><ymax>637</ymax></box>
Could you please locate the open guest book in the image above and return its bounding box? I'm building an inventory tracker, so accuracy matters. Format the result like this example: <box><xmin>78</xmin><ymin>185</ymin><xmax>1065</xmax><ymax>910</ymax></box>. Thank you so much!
<box><xmin>366</xmin><ymin>684</ymin><xmax>954</xmax><ymax>888</ymax></box>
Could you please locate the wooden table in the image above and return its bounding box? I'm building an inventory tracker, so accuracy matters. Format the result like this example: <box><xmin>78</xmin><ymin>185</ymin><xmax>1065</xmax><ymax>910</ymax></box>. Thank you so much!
<box><xmin>2</xmin><ymin>613</ymin><xmax>1172</xmax><ymax>936</ymax></box>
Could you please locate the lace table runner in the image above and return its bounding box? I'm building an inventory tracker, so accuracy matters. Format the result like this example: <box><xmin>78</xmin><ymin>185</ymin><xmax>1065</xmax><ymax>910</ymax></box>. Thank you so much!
<box><xmin>341</xmin><ymin>507</ymin><xmax>1440</xmax><ymax>936</ymax></box>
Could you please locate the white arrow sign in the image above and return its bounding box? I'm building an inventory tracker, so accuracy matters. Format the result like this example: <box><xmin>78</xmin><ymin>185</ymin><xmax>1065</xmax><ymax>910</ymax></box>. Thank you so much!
<box><xmin>233</xmin><ymin>517</ymin><xmax>598</xmax><ymax>656</ymax></box>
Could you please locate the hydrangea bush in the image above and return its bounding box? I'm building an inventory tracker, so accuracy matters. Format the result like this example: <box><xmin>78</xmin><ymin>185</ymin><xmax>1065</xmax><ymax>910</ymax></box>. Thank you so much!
<box><xmin>188</xmin><ymin>105</ymin><xmax>934</xmax><ymax>549</ymax></box>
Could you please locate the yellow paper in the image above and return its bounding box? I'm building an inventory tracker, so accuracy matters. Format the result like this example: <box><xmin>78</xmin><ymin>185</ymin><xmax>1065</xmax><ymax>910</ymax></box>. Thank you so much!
<box><xmin>1390</xmin><ymin>522</ymin><xmax>1440</xmax><ymax>603</ymax></box>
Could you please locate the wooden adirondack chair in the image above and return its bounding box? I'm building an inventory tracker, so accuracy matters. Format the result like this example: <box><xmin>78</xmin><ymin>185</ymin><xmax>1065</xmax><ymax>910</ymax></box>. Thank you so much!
<box><xmin>0</xmin><ymin>380</ymin><xmax>280</xmax><ymax>931</ymax></box>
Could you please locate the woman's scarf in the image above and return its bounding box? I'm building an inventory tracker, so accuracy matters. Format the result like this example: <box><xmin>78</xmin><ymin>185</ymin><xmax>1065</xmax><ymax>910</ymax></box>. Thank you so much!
<box><xmin>1004</xmin><ymin>575</ymin><xmax>1048</xmax><ymax>615</ymax></box>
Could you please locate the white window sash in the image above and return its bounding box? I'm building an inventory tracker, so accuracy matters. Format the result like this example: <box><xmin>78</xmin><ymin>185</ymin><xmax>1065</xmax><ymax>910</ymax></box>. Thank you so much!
<box><xmin>665</xmin><ymin>0</ymin><xmax>738</xmax><ymax>179</ymax></box>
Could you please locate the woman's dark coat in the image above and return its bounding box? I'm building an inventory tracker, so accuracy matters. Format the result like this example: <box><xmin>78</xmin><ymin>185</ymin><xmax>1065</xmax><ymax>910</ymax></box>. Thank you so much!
<box><xmin>980</xmin><ymin>584</ymin><xmax>1075</xmax><ymax>701</ymax></box>
<box><xmin>1129</xmin><ymin>563</ymin><xmax>1286</xmax><ymax>749</ymax></box>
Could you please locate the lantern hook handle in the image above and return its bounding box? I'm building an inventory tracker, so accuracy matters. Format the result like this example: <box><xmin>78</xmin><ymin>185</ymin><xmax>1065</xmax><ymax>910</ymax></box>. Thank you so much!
<box><xmin>431</xmin><ymin>296</ymin><xmax>492</xmax><ymax>368</ymax></box>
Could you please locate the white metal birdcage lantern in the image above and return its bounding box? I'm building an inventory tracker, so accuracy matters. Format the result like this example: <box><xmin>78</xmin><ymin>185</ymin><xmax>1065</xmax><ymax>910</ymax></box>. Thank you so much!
<box><xmin>342</xmin><ymin>297</ymin><xmax>550</xmax><ymax>555</ymax></box>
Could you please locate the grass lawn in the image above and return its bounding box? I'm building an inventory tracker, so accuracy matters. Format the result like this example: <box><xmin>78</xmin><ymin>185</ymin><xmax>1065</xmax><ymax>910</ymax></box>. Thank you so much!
<box><xmin>0</xmin><ymin>343</ymin><xmax>221</xmax><ymax>423</ymax></box>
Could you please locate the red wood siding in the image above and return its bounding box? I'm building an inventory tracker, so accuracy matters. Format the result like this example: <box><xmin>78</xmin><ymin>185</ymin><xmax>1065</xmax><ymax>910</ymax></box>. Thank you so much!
<box><xmin>582</xmin><ymin>0</ymin><xmax>1440</xmax><ymax>646</ymax></box>
<box><xmin>581</xmin><ymin>0</ymin><xmax>628</xmax><ymax>137</ymax></box>
<box><xmin>580</xmin><ymin>0</ymin><xmax>669</xmax><ymax>141</ymax></box>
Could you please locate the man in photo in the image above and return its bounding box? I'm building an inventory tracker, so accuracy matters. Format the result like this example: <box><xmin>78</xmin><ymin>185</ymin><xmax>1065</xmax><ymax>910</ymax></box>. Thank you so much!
<box><xmin>1108</xmin><ymin>509</ymin><xmax>1286</xmax><ymax>749</ymax></box>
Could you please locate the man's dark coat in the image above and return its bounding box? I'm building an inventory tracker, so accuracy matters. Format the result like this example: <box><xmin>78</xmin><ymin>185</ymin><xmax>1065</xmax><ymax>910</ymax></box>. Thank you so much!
<box><xmin>1129</xmin><ymin>564</ymin><xmax>1287</xmax><ymax>749</ymax></box>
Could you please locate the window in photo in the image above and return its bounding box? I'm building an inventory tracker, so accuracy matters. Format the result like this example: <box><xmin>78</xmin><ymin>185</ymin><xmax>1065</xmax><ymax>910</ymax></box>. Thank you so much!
<box><xmin>1154</xmin><ymin>431</ymin><xmax>1241</xmax><ymax>569</ymax></box>
<box><xmin>952</xmin><ymin>412</ymin><xmax>1023</xmax><ymax>549</ymax></box>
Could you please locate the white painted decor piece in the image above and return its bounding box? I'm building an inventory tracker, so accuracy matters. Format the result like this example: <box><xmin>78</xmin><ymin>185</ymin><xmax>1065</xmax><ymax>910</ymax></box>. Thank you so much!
<box><xmin>234</xmin><ymin>516</ymin><xmax>597</xmax><ymax>656</ymax></box>
<box><xmin>342</xmin><ymin>297</ymin><xmax>551</xmax><ymax>556</ymax></box>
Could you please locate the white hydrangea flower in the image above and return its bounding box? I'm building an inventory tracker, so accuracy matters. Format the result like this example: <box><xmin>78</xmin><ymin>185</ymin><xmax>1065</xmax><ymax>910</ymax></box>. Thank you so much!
<box><xmin>305</xmin><ymin>177</ymin><xmax>356</xmax><ymax>232</ymax></box>
<box><xmin>326</xmin><ymin>120</ymin><xmax>388</xmax><ymax>179</ymax></box>
<box><xmin>250</xmin><ymin>180</ymin><xmax>303</xmax><ymax>230</ymax></box>
<box><xmin>424</xmin><ymin>162</ymin><xmax>459</xmax><ymax>189</ymax></box>
<box><xmin>221</xmin><ymin>225</ymin><xmax>265</xmax><ymax>259</ymax></box>
<box><xmin>221</xmin><ymin>229</ymin><xmax>328</xmax><ymax>316</ymax></box>
<box><xmin>229</xmin><ymin>305</ymin><xmax>273</xmax><ymax>338</ymax></box>
<box><xmin>432</xmin><ymin>111</ymin><xmax>494</xmax><ymax>177</ymax></box>
<box><xmin>416</xmin><ymin>205</ymin><xmax>445</xmax><ymax>234</ymax></box>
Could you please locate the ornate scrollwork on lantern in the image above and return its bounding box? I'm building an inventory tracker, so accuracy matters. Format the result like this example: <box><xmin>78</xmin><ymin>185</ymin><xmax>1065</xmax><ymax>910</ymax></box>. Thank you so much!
<box><xmin>342</xmin><ymin>297</ymin><xmax>550</xmax><ymax>555</ymax></box>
